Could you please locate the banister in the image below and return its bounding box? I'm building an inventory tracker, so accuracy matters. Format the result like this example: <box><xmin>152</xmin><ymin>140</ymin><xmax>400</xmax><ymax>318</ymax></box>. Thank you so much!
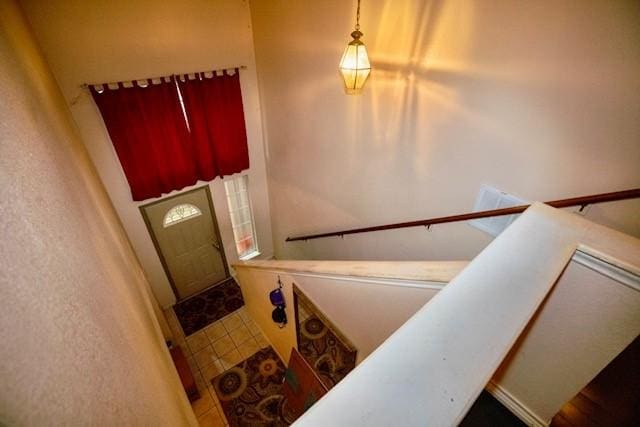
<box><xmin>285</xmin><ymin>188</ymin><xmax>640</xmax><ymax>242</ymax></box>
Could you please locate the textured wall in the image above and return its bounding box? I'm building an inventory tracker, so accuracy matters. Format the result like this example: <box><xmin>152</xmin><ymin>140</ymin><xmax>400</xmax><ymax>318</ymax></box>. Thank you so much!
<box><xmin>250</xmin><ymin>0</ymin><xmax>640</xmax><ymax>261</ymax></box>
<box><xmin>235</xmin><ymin>266</ymin><xmax>441</xmax><ymax>363</ymax></box>
<box><xmin>21</xmin><ymin>0</ymin><xmax>274</xmax><ymax>307</ymax></box>
<box><xmin>0</xmin><ymin>1</ymin><xmax>196</xmax><ymax>424</ymax></box>
<box><xmin>493</xmin><ymin>258</ymin><xmax>640</xmax><ymax>423</ymax></box>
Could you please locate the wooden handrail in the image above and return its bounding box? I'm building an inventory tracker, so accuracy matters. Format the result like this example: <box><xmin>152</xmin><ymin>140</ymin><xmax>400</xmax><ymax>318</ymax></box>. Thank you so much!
<box><xmin>285</xmin><ymin>188</ymin><xmax>640</xmax><ymax>242</ymax></box>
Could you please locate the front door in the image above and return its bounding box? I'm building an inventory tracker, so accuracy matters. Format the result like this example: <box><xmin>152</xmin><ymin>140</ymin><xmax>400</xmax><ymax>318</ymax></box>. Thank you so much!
<box><xmin>141</xmin><ymin>186</ymin><xmax>228</xmax><ymax>300</ymax></box>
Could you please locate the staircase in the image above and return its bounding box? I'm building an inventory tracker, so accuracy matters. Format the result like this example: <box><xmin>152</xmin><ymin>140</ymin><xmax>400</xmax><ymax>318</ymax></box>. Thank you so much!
<box><xmin>551</xmin><ymin>335</ymin><xmax>640</xmax><ymax>427</ymax></box>
<box><xmin>233</xmin><ymin>203</ymin><xmax>640</xmax><ymax>426</ymax></box>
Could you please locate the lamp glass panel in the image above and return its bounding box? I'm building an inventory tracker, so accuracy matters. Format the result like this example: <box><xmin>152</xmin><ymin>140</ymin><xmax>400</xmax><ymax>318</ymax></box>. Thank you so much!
<box><xmin>339</xmin><ymin>42</ymin><xmax>371</xmax><ymax>94</ymax></box>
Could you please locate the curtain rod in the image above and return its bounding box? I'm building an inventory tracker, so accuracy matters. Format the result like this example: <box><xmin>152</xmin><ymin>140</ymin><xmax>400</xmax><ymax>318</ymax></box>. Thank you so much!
<box><xmin>80</xmin><ymin>65</ymin><xmax>248</xmax><ymax>89</ymax></box>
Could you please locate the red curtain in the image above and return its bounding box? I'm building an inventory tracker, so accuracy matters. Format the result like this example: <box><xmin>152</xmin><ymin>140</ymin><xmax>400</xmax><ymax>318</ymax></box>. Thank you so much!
<box><xmin>91</xmin><ymin>79</ymin><xmax>196</xmax><ymax>201</ymax></box>
<box><xmin>177</xmin><ymin>71</ymin><xmax>249</xmax><ymax>180</ymax></box>
<box><xmin>91</xmin><ymin>71</ymin><xmax>249</xmax><ymax>201</ymax></box>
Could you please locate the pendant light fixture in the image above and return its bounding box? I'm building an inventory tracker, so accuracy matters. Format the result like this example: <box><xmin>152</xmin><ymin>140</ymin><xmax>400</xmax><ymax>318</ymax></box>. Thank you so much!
<box><xmin>339</xmin><ymin>0</ymin><xmax>371</xmax><ymax>95</ymax></box>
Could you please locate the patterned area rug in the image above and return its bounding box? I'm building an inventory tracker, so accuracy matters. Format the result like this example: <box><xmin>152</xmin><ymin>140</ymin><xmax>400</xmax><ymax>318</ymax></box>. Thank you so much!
<box><xmin>298</xmin><ymin>314</ymin><xmax>357</xmax><ymax>389</ymax></box>
<box><xmin>174</xmin><ymin>278</ymin><xmax>244</xmax><ymax>336</ymax></box>
<box><xmin>212</xmin><ymin>347</ymin><xmax>295</xmax><ymax>426</ymax></box>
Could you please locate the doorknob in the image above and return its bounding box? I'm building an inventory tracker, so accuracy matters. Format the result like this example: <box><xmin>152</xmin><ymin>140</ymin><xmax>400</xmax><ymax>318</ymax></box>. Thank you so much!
<box><xmin>211</xmin><ymin>241</ymin><xmax>221</xmax><ymax>251</ymax></box>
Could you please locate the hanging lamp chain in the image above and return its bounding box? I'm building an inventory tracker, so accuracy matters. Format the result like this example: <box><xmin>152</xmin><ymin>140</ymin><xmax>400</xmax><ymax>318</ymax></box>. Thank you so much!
<box><xmin>355</xmin><ymin>0</ymin><xmax>361</xmax><ymax>31</ymax></box>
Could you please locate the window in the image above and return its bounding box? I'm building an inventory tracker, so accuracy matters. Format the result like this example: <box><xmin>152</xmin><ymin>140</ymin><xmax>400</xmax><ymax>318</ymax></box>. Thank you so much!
<box><xmin>163</xmin><ymin>203</ymin><xmax>202</xmax><ymax>227</ymax></box>
<box><xmin>224</xmin><ymin>175</ymin><xmax>259</xmax><ymax>260</ymax></box>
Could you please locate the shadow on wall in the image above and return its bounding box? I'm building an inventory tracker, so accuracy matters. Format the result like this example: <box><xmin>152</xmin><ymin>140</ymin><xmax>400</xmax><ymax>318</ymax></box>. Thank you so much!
<box><xmin>368</xmin><ymin>0</ymin><xmax>449</xmax><ymax>148</ymax></box>
<box><xmin>298</xmin><ymin>0</ymin><xmax>637</xmax><ymax>205</ymax></box>
<box><xmin>365</xmin><ymin>0</ymin><xmax>553</xmax><ymax>172</ymax></box>
<box><xmin>265</xmin><ymin>0</ymin><xmax>513</xmax><ymax>252</ymax></box>
<box><xmin>273</xmin><ymin>1</ymin><xmax>477</xmax><ymax>209</ymax></box>
<box><xmin>256</xmin><ymin>0</ymin><xmax>640</xmax><ymax>260</ymax></box>
<box><xmin>276</xmin><ymin>0</ymin><xmax>506</xmax><ymax>225</ymax></box>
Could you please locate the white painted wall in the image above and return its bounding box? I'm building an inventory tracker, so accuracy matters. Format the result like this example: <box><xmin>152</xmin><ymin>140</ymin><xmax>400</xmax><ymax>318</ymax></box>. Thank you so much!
<box><xmin>234</xmin><ymin>264</ymin><xmax>445</xmax><ymax>363</ymax></box>
<box><xmin>21</xmin><ymin>0</ymin><xmax>274</xmax><ymax>307</ymax></box>
<box><xmin>233</xmin><ymin>208</ymin><xmax>640</xmax><ymax>426</ymax></box>
<box><xmin>250</xmin><ymin>0</ymin><xmax>640</xmax><ymax>261</ymax></box>
<box><xmin>294</xmin><ymin>204</ymin><xmax>640</xmax><ymax>427</ymax></box>
<box><xmin>491</xmin><ymin>252</ymin><xmax>640</xmax><ymax>425</ymax></box>
<box><xmin>0</xmin><ymin>1</ymin><xmax>194</xmax><ymax>423</ymax></box>
<box><xmin>292</xmin><ymin>275</ymin><xmax>443</xmax><ymax>363</ymax></box>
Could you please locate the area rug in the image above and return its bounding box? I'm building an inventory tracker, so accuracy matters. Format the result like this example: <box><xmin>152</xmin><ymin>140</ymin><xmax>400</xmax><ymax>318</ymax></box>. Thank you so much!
<box><xmin>212</xmin><ymin>346</ymin><xmax>295</xmax><ymax>426</ymax></box>
<box><xmin>293</xmin><ymin>286</ymin><xmax>358</xmax><ymax>390</ymax></box>
<box><xmin>174</xmin><ymin>278</ymin><xmax>244</xmax><ymax>336</ymax></box>
<box><xmin>297</xmin><ymin>313</ymin><xmax>357</xmax><ymax>390</ymax></box>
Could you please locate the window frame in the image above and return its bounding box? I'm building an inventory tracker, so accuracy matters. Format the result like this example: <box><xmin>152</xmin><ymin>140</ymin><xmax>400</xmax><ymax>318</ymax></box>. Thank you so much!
<box><xmin>224</xmin><ymin>175</ymin><xmax>260</xmax><ymax>260</ymax></box>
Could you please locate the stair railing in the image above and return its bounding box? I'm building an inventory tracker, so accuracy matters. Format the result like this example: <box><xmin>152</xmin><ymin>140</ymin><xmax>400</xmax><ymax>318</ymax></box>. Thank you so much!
<box><xmin>286</xmin><ymin>188</ymin><xmax>640</xmax><ymax>242</ymax></box>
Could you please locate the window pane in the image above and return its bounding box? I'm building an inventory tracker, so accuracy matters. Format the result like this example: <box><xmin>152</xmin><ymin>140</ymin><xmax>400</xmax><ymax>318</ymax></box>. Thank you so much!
<box><xmin>163</xmin><ymin>203</ymin><xmax>202</xmax><ymax>227</ymax></box>
<box><xmin>236</xmin><ymin>223</ymin><xmax>253</xmax><ymax>240</ymax></box>
<box><xmin>238</xmin><ymin>177</ymin><xmax>247</xmax><ymax>191</ymax></box>
<box><xmin>238</xmin><ymin>190</ymin><xmax>249</xmax><ymax>206</ymax></box>
<box><xmin>230</xmin><ymin>207</ymin><xmax>250</xmax><ymax>225</ymax></box>
<box><xmin>224</xmin><ymin>179</ymin><xmax>238</xmax><ymax>196</ymax></box>
<box><xmin>227</xmin><ymin>195</ymin><xmax>240</xmax><ymax>213</ymax></box>
<box><xmin>236</xmin><ymin>236</ymin><xmax>254</xmax><ymax>257</ymax></box>
<box><xmin>224</xmin><ymin>175</ymin><xmax>258</xmax><ymax>258</ymax></box>
<box><xmin>235</xmin><ymin>207</ymin><xmax>250</xmax><ymax>224</ymax></box>
<box><xmin>231</xmin><ymin>179</ymin><xmax>241</xmax><ymax>193</ymax></box>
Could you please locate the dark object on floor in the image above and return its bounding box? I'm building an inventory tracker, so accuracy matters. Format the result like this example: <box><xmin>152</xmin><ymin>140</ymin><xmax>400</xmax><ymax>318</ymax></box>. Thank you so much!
<box><xmin>551</xmin><ymin>335</ymin><xmax>640</xmax><ymax>427</ymax></box>
<box><xmin>459</xmin><ymin>391</ymin><xmax>526</xmax><ymax>427</ymax></box>
<box><xmin>212</xmin><ymin>347</ymin><xmax>293</xmax><ymax>426</ymax></box>
<box><xmin>281</xmin><ymin>348</ymin><xmax>328</xmax><ymax>421</ymax></box>
<box><xmin>169</xmin><ymin>345</ymin><xmax>200</xmax><ymax>402</ymax></box>
<box><xmin>174</xmin><ymin>277</ymin><xmax>244</xmax><ymax>336</ymax></box>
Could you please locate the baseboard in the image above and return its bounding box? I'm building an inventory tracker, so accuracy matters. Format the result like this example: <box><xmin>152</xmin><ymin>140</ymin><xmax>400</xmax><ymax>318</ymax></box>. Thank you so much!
<box><xmin>486</xmin><ymin>382</ymin><xmax>548</xmax><ymax>427</ymax></box>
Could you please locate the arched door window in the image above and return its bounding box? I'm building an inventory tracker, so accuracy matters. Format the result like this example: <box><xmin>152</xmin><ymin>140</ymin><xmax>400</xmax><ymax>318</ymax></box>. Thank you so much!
<box><xmin>163</xmin><ymin>203</ymin><xmax>202</xmax><ymax>227</ymax></box>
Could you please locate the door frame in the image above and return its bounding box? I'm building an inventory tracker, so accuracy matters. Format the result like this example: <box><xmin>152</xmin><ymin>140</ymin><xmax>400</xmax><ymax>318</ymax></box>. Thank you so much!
<box><xmin>139</xmin><ymin>184</ymin><xmax>230</xmax><ymax>301</ymax></box>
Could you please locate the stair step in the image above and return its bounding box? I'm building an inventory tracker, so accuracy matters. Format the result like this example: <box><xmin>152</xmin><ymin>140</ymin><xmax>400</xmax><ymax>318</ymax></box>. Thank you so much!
<box><xmin>571</xmin><ymin>392</ymin><xmax>611</xmax><ymax>423</ymax></box>
<box><xmin>550</xmin><ymin>412</ymin><xmax>574</xmax><ymax>427</ymax></box>
<box><xmin>560</xmin><ymin>401</ymin><xmax>599</xmax><ymax>427</ymax></box>
<box><xmin>552</xmin><ymin>336</ymin><xmax>640</xmax><ymax>427</ymax></box>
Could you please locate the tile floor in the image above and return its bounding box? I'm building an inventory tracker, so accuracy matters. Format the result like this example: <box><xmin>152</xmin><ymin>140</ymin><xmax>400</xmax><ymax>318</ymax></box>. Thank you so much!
<box><xmin>164</xmin><ymin>305</ymin><xmax>271</xmax><ymax>426</ymax></box>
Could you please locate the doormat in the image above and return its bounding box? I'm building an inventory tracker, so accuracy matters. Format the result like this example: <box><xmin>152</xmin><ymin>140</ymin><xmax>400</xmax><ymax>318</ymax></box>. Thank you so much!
<box><xmin>212</xmin><ymin>346</ymin><xmax>294</xmax><ymax>426</ymax></box>
<box><xmin>174</xmin><ymin>278</ymin><xmax>244</xmax><ymax>336</ymax></box>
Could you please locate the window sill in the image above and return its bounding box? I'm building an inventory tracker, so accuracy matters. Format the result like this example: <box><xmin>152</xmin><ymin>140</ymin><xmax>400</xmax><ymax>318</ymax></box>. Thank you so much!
<box><xmin>239</xmin><ymin>250</ymin><xmax>261</xmax><ymax>261</ymax></box>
